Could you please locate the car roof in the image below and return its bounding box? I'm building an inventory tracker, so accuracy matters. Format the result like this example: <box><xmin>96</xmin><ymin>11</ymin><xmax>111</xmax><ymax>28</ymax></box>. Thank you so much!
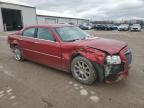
<box><xmin>26</xmin><ymin>24</ymin><xmax>74</xmax><ymax>28</ymax></box>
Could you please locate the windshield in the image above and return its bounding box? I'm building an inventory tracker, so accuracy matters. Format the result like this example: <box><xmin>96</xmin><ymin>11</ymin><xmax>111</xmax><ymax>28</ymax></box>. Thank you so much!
<box><xmin>56</xmin><ymin>26</ymin><xmax>90</xmax><ymax>42</ymax></box>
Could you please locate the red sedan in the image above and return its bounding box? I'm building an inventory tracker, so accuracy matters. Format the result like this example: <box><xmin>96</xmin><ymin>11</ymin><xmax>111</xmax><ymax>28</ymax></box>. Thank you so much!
<box><xmin>8</xmin><ymin>24</ymin><xmax>132</xmax><ymax>85</ymax></box>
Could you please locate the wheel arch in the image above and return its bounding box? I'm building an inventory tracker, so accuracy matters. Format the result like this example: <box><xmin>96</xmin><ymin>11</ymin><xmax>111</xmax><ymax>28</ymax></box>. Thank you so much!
<box><xmin>70</xmin><ymin>51</ymin><xmax>105</xmax><ymax>82</ymax></box>
<box><xmin>10</xmin><ymin>40</ymin><xmax>20</xmax><ymax>49</ymax></box>
<box><xmin>10</xmin><ymin>43</ymin><xmax>18</xmax><ymax>49</ymax></box>
<box><xmin>69</xmin><ymin>52</ymin><xmax>83</xmax><ymax>71</ymax></box>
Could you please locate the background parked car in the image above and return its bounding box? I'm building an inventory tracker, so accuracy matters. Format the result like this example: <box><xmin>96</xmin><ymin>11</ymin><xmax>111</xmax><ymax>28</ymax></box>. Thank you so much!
<box><xmin>68</xmin><ymin>22</ymin><xmax>75</xmax><ymax>25</ymax></box>
<box><xmin>131</xmin><ymin>24</ymin><xmax>141</xmax><ymax>32</ymax></box>
<box><xmin>94</xmin><ymin>24</ymin><xmax>117</xmax><ymax>31</ymax></box>
<box><xmin>105</xmin><ymin>24</ymin><xmax>116</xmax><ymax>30</ymax></box>
<box><xmin>118</xmin><ymin>24</ymin><xmax>129</xmax><ymax>31</ymax></box>
<box><xmin>89</xmin><ymin>23</ymin><xmax>95</xmax><ymax>29</ymax></box>
<box><xmin>94</xmin><ymin>24</ymin><xmax>106</xmax><ymax>30</ymax></box>
<box><xmin>111</xmin><ymin>24</ymin><xmax>118</xmax><ymax>30</ymax></box>
<box><xmin>79</xmin><ymin>24</ymin><xmax>92</xmax><ymax>30</ymax></box>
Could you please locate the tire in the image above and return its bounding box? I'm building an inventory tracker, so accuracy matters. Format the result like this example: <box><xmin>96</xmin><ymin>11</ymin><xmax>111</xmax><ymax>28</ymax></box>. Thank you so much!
<box><xmin>71</xmin><ymin>56</ymin><xmax>97</xmax><ymax>85</ymax></box>
<box><xmin>14</xmin><ymin>46</ymin><xmax>24</xmax><ymax>61</ymax></box>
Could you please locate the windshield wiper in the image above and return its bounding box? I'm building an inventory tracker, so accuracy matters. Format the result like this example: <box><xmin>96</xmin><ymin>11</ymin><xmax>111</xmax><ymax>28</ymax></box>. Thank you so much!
<box><xmin>81</xmin><ymin>36</ymin><xmax>90</xmax><ymax>40</ymax></box>
<box><xmin>81</xmin><ymin>37</ymin><xmax>87</xmax><ymax>40</ymax></box>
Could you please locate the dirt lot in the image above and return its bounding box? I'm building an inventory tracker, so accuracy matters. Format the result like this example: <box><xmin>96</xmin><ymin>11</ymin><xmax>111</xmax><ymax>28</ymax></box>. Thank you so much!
<box><xmin>0</xmin><ymin>30</ymin><xmax>144</xmax><ymax>108</ymax></box>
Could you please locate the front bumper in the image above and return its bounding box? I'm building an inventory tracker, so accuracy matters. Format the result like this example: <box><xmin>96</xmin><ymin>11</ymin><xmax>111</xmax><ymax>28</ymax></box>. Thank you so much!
<box><xmin>104</xmin><ymin>47</ymin><xmax>132</xmax><ymax>83</ymax></box>
<box><xmin>131</xmin><ymin>28</ymin><xmax>140</xmax><ymax>31</ymax></box>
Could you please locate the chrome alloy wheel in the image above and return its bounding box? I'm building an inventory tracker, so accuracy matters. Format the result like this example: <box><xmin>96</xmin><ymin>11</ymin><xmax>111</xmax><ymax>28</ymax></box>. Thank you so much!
<box><xmin>14</xmin><ymin>48</ymin><xmax>21</xmax><ymax>61</ymax></box>
<box><xmin>73</xmin><ymin>61</ymin><xmax>91</xmax><ymax>81</ymax></box>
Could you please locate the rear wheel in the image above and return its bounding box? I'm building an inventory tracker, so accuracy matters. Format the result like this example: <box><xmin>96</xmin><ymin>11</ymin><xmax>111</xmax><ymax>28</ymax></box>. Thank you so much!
<box><xmin>14</xmin><ymin>46</ymin><xmax>24</xmax><ymax>61</ymax></box>
<box><xmin>71</xmin><ymin>56</ymin><xmax>97</xmax><ymax>85</ymax></box>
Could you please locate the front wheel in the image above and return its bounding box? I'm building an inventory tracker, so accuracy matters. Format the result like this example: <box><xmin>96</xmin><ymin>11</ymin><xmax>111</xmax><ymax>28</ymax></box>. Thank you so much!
<box><xmin>14</xmin><ymin>46</ymin><xmax>24</xmax><ymax>61</ymax></box>
<box><xmin>71</xmin><ymin>56</ymin><xmax>97</xmax><ymax>85</ymax></box>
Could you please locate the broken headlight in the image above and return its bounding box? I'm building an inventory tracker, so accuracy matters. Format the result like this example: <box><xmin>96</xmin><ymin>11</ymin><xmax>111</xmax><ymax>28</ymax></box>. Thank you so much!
<box><xmin>106</xmin><ymin>55</ymin><xmax>121</xmax><ymax>65</ymax></box>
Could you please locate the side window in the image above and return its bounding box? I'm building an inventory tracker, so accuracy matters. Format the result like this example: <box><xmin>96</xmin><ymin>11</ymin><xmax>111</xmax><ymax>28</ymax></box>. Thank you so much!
<box><xmin>37</xmin><ymin>28</ymin><xmax>55</xmax><ymax>41</ymax></box>
<box><xmin>23</xmin><ymin>28</ymin><xmax>36</xmax><ymax>38</ymax></box>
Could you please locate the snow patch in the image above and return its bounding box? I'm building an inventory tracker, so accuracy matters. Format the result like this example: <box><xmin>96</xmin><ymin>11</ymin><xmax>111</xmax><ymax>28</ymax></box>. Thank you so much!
<box><xmin>0</xmin><ymin>65</ymin><xmax>3</xmax><ymax>69</ymax></box>
<box><xmin>3</xmin><ymin>70</ymin><xmax>15</xmax><ymax>77</ymax></box>
<box><xmin>10</xmin><ymin>96</ymin><xmax>16</xmax><ymax>99</ymax></box>
<box><xmin>90</xmin><ymin>96</ymin><xmax>99</xmax><ymax>103</ymax></box>
<box><xmin>80</xmin><ymin>89</ymin><xmax>88</xmax><ymax>96</ymax></box>
<box><xmin>0</xmin><ymin>91</ymin><xmax>4</xmax><ymax>95</ymax></box>
<box><xmin>6</xmin><ymin>89</ymin><xmax>12</xmax><ymax>93</ymax></box>
<box><xmin>68</xmin><ymin>81</ymin><xmax>73</xmax><ymax>85</ymax></box>
<box><xmin>80</xmin><ymin>86</ymin><xmax>83</xmax><ymax>89</ymax></box>
<box><xmin>0</xmin><ymin>94</ymin><xmax>4</xmax><ymax>98</ymax></box>
<box><xmin>73</xmin><ymin>84</ymin><xmax>79</xmax><ymax>87</ymax></box>
<box><xmin>90</xmin><ymin>91</ymin><xmax>95</xmax><ymax>95</ymax></box>
<box><xmin>74</xmin><ymin>87</ymin><xmax>79</xmax><ymax>90</ymax></box>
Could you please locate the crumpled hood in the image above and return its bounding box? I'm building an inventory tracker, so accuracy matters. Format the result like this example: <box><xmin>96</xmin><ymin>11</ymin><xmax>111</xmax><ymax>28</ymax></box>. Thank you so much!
<box><xmin>75</xmin><ymin>37</ymin><xmax>127</xmax><ymax>54</ymax></box>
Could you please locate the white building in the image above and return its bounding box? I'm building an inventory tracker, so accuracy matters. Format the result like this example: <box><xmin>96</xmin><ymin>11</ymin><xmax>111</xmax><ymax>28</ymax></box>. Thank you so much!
<box><xmin>0</xmin><ymin>0</ymin><xmax>89</xmax><ymax>32</ymax></box>
<box><xmin>0</xmin><ymin>0</ymin><xmax>37</xmax><ymax>31</ymax></box>
<box><xmin>36</xmin><ymin>10</ymin><xmax>89</xmax><ymax>25</ymax></box>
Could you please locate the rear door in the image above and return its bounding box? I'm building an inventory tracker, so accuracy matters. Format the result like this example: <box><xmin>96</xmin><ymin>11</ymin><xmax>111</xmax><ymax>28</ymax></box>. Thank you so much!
<box><xmin>19</xmin><ymin>27</ymin><xmax>38</xmax><ymax>61</ymax></box>
<box><xmin>33</xmin><ymin>27</ymin><xmax>62</xmax><ymax>69</ymax></box>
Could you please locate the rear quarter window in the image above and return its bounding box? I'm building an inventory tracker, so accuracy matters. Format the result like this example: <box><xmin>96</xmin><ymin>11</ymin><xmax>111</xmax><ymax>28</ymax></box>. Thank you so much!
<box><xmin>22</xmin><ymin>28</ymin><xmax>36</xmax><ymax>38</ymax></box>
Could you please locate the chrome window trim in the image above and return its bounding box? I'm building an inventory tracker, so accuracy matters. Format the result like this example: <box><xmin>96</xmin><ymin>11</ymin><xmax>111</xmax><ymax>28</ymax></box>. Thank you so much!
<box><xmin>21</xmin><ymin>35</ymin><xmax>57</xmax><ymax>43</ymax></box>
<box><xmin>22</xmin><ymin>27</ymin><xmax>57</xmax><ymax>43</ymax></box>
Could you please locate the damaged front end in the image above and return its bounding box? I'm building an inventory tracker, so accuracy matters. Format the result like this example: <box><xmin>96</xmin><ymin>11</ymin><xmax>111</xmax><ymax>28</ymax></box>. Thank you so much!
<box><xmin>104</xmin><ymin>47</ymin><xmax>132</xmax><ymax>83</ymax></box>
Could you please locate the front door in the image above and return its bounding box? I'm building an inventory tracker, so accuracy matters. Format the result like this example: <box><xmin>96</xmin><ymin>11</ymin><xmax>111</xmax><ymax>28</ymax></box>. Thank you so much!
<box><xmin>33</xmin><ymin>27</ymin><xmax>62</xmax><ymax>69</ymax></box>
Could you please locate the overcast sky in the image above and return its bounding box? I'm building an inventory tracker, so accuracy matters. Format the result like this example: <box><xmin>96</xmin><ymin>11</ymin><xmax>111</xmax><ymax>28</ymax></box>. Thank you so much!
<box><xmin>20</xmin><ymin>0</ymin><xmax>144</xmax><ymax>20</ymax></box>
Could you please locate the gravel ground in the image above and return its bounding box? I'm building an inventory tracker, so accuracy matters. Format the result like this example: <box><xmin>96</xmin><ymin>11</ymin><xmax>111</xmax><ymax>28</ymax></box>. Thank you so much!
<box><xmin>0</xmin><ymin>30</ymin><xmax>144</xmax><ymax>108</ymax></box>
